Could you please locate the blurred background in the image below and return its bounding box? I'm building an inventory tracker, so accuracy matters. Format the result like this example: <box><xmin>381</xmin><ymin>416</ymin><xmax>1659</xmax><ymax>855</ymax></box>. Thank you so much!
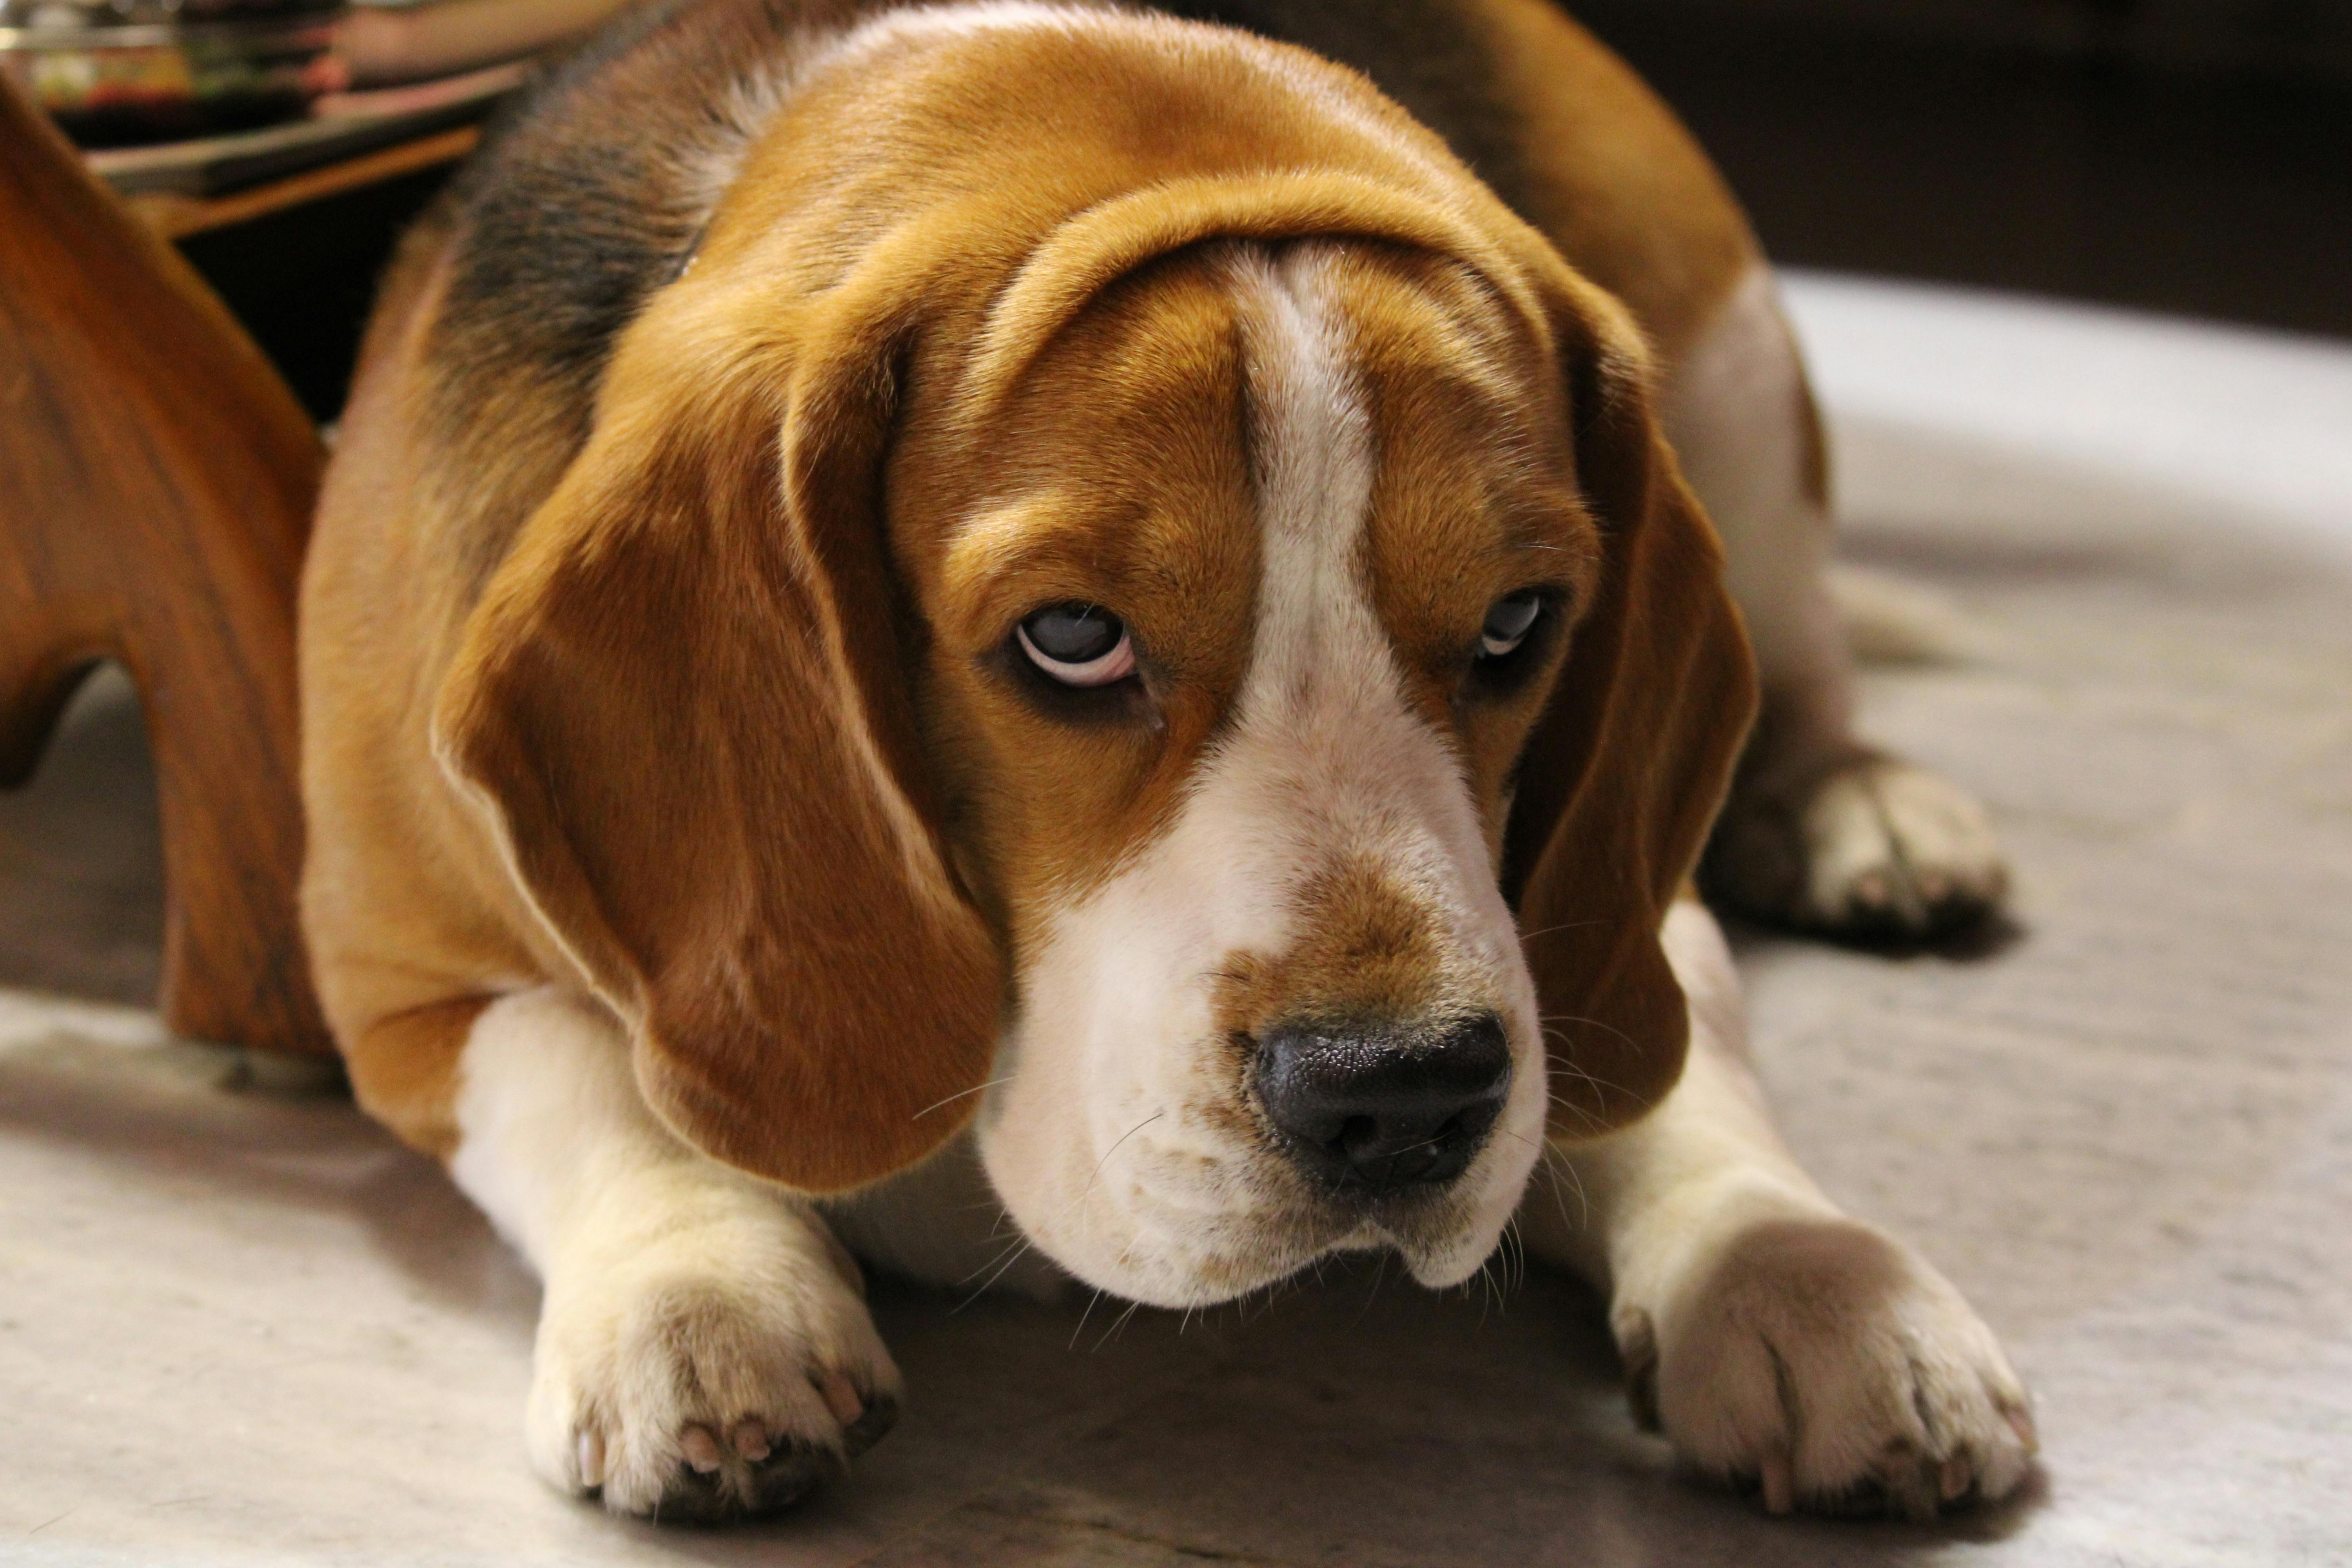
<box><xmin>1577</xmin><ymin>0</ymin><xmax>2352</xmax><ymax>335</ymax></box>
<box><xmin>17</xmin><ymin>0</ymin><xmax>2352</xmax><ymax>416</ymax></box>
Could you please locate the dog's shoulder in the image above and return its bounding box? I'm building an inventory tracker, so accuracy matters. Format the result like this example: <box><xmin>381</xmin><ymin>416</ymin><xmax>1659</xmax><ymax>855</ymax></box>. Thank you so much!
<box><xmin>1156</xmin><ymin>0</ymin><xmax>1753</xmax><ymax>358</ymax></box>
<box><xmin>407</xmin><ymin>0</ymin><xmax>887</xmax><ymax>545</ymax></box>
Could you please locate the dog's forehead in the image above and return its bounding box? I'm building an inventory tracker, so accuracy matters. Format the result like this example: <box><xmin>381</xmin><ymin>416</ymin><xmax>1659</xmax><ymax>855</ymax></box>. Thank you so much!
<box><xmin>898</xmin><ymin>240</ymin><xmax>1590</xmax><ymax>914</ymax></box>
<box><xmin>920</xmin><ymin>250</ymin><xmax>1263</xmax><ymax>686</ymax></box>
<box><xmin>924</xmin><ymin>243</ymin><xmax>1583</xmax><ymax>648</ymax></box>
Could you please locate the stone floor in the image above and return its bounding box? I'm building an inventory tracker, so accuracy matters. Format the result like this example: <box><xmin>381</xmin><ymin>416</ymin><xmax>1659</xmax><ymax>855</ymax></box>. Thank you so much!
<box><xmin>3</xmin><ymin>275</ymin><xmax>2348</xmax><ymax>1566</ymax></box>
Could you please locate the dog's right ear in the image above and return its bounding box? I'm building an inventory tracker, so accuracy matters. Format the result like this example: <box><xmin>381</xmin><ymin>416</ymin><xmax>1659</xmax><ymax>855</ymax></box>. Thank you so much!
<box><xmin>432</xmin><ymin>278</ymin><xmax>1001</xmax><ymax>1194</ymax></box>
<box><xmin>1497</xmin><ymin>266</ymin><xmax>1758</xmax><ymax>1141</ymax></box>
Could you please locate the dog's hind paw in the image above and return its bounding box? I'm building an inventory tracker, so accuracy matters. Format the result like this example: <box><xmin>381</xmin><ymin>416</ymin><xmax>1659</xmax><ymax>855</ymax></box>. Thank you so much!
<box><xmin>524</xmin><ymin>1208</ymin><xmax>901</xmax><ymax>1523</ymax></box>
<box><xmin>1709</xmin><ymin>753</ymin><xmax>2008</xmax><ymax>941</ymax></box>
<box><xmin>1620</xmin><ymin>1212</ymin><xmax>2036</xmax><ymax>1519</ymax></box>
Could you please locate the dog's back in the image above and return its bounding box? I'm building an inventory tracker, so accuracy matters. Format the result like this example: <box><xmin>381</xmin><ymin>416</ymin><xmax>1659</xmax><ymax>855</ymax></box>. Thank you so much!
<box><xmin>392</xmin><ymin>0</ymin><xmax>1752</xmax><ymax>557</ymax></box>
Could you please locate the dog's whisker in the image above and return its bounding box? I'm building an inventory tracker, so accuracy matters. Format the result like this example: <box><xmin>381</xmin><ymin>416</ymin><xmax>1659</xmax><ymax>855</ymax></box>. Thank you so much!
<box><xmin>1080</xmin><ymin>1112</ymin><xmax>1167</xmax><ymax>1200</ymax></box>
<box><xmin>1501</xmin><ymin>1127</ymin><xmax>1588</xmax><ymax>1232</ymax></box>
<box><xmin>1516</xmin><ymin>919</ymin><xmax>1612</xmax><ymax>944</ymax></box>
<box><xmin>911</xmin><ymin>1075</ymin><xmax>1017</xmax><ymax>1121</ymax></box>
<box><xmin>956</xmin><ymin>1235</ymin><xmax>1040</xmax><ymax>1310</ymax></box>
<box><xmin>1069</xmin><ymin>1288</ymin><xmax>1106</xmax><ymax>1351</ymax></box>
<box><xmin>1093</xmin><ymin>1299</ymin><xmax>1144</xmax><ymax>1353</ymax></box>
<box><xmin>1537</xmin><ymin>1013</ymin><xmax>1642</xmax><ymax>1053</ymax></box>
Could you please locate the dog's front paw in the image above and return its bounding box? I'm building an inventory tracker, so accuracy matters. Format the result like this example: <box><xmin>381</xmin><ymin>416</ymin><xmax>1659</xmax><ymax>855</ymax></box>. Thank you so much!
<box><xmin>1619</xmin><ymin>1213</ymin><xmax>2036</xmax><ymax>1519</ymax></box>
<box><xmin>1710</xmin><ymin>753</ymin><xmax>2007</xmax><ymax>940</ymax></box>
<box><xmin>527</xmin><ymin>1207</ymin><xmax>902</xmax><ymax>1522</ymax></box>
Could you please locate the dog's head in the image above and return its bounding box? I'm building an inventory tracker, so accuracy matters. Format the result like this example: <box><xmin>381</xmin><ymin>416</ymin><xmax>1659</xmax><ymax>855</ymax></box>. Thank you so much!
<box><xmin>435</xmin><ymin>20</ymin><xmax>1753</xmax><ymax>1307</ymax></box>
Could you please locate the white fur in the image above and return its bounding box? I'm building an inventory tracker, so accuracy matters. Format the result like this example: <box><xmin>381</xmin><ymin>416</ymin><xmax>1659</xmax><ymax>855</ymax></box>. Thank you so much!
<box><xmin>1671</xmin><ymin>262</ymin><xmax>2010</xmax><ymax>931</ymax></box>
<box><xmin>448</xmin><ymin>988</ymin><xmax>899</xmax><ymax>1517</ymax></box>
<box><xmin>1791</xmin><ymin>759</ymin><xmax>2006</xmax><ymax>929</ymax></box>
<box><xmin>1661</xmin><ymin>263</ymin><xmax>1852</xmax><ymax>753</ymax></box>
<box><xmin>1516</xmin><ymin>903</ymin><xmax>2036</xmax><ymax>1515</ymax></box>
<box><xmin>973</xmin><ymin>245</ymin><xmax>1546</xmax><ymax>1307</ymax></box>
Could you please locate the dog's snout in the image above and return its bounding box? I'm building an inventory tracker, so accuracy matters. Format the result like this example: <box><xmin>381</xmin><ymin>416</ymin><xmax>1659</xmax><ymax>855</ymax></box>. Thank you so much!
<box><xmin>1254</xmin><ymin>1014</ymin><xmax>1511</xmax><ymax>1191</ymax></box>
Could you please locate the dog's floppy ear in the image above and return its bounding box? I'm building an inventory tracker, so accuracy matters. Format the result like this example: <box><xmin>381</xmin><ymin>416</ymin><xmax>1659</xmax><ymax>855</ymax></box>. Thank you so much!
<box><xmin>432</xmin><ymin>282</ymin><xmax>999</xmax><ymax>1193</ymax></box>
<box><xmin>1501</xmin><ymin>279</ymin><xmax>1758</xmax><ymax>1138</ymax></box>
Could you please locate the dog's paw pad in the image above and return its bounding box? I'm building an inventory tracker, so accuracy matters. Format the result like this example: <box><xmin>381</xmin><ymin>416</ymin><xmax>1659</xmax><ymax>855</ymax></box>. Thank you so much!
<box><xmin>1637</xmin><ymin>1214</ymin><xmax>2035</xmax><ymax>1519</ymax></box>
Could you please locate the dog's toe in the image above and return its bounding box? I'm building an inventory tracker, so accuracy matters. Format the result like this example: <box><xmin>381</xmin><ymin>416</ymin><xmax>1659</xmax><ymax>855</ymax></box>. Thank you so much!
<box><xmin>648</xmin><ymin>1421</ymin><xmax>842</xmax><ymax>1524</ymax></box>
<box><xmin>554</xmin><ymin>1355</ymin><xmax>895</xmax><ymax>1522</ymax></box>
<box><xmin>525</xmin><ymin>1212</ymin><xmax>902</xmax><ymax>1523</ymax></box>
<box><xmin>1632</xmin><ymin>1212</ymin><xmax>2035</xmax><ymax>1519</ymax></box>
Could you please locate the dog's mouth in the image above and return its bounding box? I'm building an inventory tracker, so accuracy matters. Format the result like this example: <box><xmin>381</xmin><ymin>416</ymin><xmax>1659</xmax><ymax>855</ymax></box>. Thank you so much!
<box><xmin>1124</xmin><ymin>1189</ymin><xmax>1516</xmax><ymax>1306</ymax></box>
<box><xmin>1014</xmin><ymin>1113</ymin><xmax>1533</xmax><ymax>1308</ymax></box>
<box><xmin>975</xmin><ymin>1003</ymin><xmax>1546</xmax><ymax>1309</ymax></box>
<box><xmin>1266</xmin><ymin>1149</ymin><xmax>1527</xmax><ymax>1285</ymax></box>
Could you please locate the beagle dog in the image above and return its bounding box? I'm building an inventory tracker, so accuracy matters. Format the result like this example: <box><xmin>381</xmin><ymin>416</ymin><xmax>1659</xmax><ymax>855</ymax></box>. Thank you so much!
<box><xmin>299</xmin><ymin>0</ymin><xmax>2029</xmax><ymax>1525</ymax></box>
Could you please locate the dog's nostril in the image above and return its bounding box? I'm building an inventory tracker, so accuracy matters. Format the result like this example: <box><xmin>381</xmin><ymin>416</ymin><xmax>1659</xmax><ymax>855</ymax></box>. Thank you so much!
<box><xmin>1256</xmin><ymin>1013</ymin><xmax>1512</xmax><ymax>1192</ymax></box>
<box><xmin>1332</xmin><ymin>1113</ymin><xmax>1379</xmax><ymax>1157</ymax></box>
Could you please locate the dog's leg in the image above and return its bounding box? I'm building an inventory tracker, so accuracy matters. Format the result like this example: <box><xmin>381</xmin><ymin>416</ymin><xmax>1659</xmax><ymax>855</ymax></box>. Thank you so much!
<box><xmin>437</xmin><ymin>985</ymin><xmax>900</xmax><ymax>1520</ymax></box>
<box><xmin>1665</xmin><ymin>262</ymin><xmax>2007</xmax><ymax>938</ymax></box>
<box><xmin>1516</xmin><ymin>901</ymin><xmax>2036</xmax><ymax>1517</ymax></box>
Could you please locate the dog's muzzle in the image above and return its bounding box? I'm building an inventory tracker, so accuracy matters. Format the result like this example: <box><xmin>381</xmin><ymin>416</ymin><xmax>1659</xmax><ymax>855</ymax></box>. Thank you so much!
<box><xmin>1252</xmin><ymin>1013</ymin><xmax>1512</xmax><ymax>1192</ymax></box>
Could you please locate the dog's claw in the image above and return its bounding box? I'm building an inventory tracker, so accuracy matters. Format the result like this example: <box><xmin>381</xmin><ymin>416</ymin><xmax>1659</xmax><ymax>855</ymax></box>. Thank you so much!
<box><xmin>817</xmin><ymin>1369</ymin><xmax>864</xmax><ymax>1427</ymax></box>
<box><xmin>2006</xmin><ymin>1404</ymin><xmax>2040</xmax><ymax>1453</ymax></box>
<box><xmin>577</xmin><ymin>1429</ymin><xmax>606</xmax><ymax>1490</ymax></box>
<box><xmin>680</xmin><ymin>1425</ymin><xmax>725</xmax><ymax>1475</ymax></box>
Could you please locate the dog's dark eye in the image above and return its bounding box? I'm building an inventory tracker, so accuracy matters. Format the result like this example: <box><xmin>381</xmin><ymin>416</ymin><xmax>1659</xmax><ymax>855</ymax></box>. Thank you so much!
<box><xmin>1477</xmin><ymin>592</ymin><xmax>1544</xmax><ymax>661</ymax></box>
<box><xmin>1017</xmin><ymin>603</ymin><xmax>1134</xmax><ymax>687</ymax></box>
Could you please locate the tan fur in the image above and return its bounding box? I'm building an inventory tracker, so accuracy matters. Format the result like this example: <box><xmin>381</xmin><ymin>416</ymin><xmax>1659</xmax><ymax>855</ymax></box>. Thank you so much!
<box><xmin>342</xmin><ymin>995</ymin><xmax>492</xmax><ymax>1159</ymax></box>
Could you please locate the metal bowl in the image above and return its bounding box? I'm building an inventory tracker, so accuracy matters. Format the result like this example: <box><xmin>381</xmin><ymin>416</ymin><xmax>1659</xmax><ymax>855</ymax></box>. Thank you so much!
<box><xmin>1</xmin><ymin>0</ymin><xmax>345</xmax><ymax>145</ymax></box>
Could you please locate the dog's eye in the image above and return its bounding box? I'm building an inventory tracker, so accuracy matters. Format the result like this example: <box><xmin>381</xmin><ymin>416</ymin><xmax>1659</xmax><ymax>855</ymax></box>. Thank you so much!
<box><xmin>1017</xmin><ymin>603</ymin><xmax>1135</xmax><ymax>686</ymax></box>
<box><xmin>1477</xmin><ymin>592</ymin><xmax>1544</xmax><ymax>660</ymax></box>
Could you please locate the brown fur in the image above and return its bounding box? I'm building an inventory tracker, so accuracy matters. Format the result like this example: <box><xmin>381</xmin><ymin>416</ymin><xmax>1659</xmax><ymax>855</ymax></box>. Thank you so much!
<box><xmin>1203</xmin><ymin>857</ymin><xmax>1465</xmax><ymax>1078</ymax></box>
<box><xmin>1455</xmin><ymin>0</ymin><xmax>1760</xmax><ymax>364</ymax></box>
<box><xmin>301</xmin><ymin>4</ymin><xmax>1756</xmax><ymax>1192</ymax></box>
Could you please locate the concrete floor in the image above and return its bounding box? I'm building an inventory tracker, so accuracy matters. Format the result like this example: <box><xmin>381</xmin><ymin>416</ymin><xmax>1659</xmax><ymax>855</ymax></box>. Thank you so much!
<box><xmin>3</xmin><ymin>275</ymin><xmax>2349</xmax><ymax>1565</ymax></box>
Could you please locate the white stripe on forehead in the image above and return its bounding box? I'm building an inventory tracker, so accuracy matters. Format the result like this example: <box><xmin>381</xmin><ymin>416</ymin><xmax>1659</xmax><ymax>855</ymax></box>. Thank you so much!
<box><xmin>1227</xmin><ymin>246</ymin><xmax>1393</xmax><ymax>724</ymax></box>
<box><xmin>1215</xmin><ymin>244</ymin><xmax>1509</xmax><ymax>916</ymax></box>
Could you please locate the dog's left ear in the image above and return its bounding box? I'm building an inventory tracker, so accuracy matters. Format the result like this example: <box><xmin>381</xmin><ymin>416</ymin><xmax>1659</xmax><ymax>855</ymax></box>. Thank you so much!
<box><xmin>430</xmin><ymin>276</ymin><xmax>1001</xmax><ymax>1193</ymax></box>
<box><xmin>1500</xmin><ymin>274</ymin><xmax>1759</xmax><ymax>1138</ymax></box>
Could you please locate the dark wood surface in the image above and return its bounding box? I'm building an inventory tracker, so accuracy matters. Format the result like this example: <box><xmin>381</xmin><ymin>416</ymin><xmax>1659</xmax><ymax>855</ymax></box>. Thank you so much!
<box><xmin>122</xmin><ymin>125</ymin><xmax>482</xmax><ymax>241</ymax></box>
<box><xmin>0</xmin><ymin>74</ymin><xmax>333</xmax><ymax>1053</ymax></box>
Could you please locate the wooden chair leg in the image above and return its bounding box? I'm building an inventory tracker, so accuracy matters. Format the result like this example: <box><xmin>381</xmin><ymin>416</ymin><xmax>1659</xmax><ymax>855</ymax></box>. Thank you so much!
<box><xmin>1</xmin><ymin>77</ymin><xmax>332</xmax><ymax>1053</ymax></box>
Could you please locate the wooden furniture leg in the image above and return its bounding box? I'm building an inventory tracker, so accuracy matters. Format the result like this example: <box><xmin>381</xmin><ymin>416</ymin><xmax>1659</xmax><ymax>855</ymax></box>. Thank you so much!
<box><xmin>1</xmin><ymin>76</ymin><xmax>332</xmax><ymax>1053</ymax></box>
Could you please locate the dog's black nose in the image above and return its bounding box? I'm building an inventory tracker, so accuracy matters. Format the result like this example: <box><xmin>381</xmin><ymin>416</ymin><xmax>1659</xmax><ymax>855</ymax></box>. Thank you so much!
<box><xmin>1254</xmin><ymin>1014</ymin><xmax>1512</xmax><ymax>1191</ymax></box>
